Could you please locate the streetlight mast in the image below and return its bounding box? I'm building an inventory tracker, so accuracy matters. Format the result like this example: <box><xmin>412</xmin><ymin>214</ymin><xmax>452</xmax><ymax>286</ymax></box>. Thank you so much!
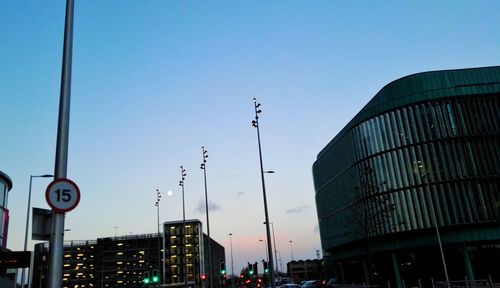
<box><xmin>229</xmin><ymin>233</ymin><xmax>235</xmax><ymax>288</ymax></box>
<box><xmin>251</xmin><ymin>98</ymin><xmax>275</xmax><ymax>288</ymax></box>
<box><xmin>22</xmin><ymin>174</ymin><xmax>53</xmax><ymax>288</ymax></box>
<box><xmin>179</xmin><ymin>166</ymin><xmax>188</xmax><ymax>288</ymax></box>
<box><xmin>418</xmin><ymin>161</ymin><xmax>449</xmax><ymax>283</ymax></box>
<box><xmin>155</xmin><ymin>189</ymin><xmax>162</xmax><ymax>286</ymax></box>
<box><xmin>201</xmin><ymin>146</ymin><xmax>213</xmax><ymax>288</ymax></box>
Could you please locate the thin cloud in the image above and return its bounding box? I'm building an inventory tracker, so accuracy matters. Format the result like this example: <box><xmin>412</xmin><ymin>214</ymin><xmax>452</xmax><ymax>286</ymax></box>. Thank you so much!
<box><xmin>236</xmin><ymin>191</ymin><xmax>246</xmax><ymax>197</ymax></box>
<box><xmin>194</xmin><ymin>199</ymin><xmax>222</xmax><ymax>214</ymax></box>
<box><xmin>286</xmin><ymin>205</ymin><xmax>309</xmax><ymax>214</ymax></box>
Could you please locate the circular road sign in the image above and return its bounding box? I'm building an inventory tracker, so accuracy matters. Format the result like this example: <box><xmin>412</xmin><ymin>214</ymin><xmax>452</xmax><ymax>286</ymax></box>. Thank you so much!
<box><xmin>45</xmin><ymin>178</ymin><xmax>81</xmax><ymax>213</ymax></box>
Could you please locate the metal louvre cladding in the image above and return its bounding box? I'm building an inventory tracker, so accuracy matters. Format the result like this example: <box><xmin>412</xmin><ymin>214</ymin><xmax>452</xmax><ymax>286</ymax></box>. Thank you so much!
<box><xmin>313</xmin><ymin>66</ymin><xmax>500</xmax><ymax>259</ymax></box>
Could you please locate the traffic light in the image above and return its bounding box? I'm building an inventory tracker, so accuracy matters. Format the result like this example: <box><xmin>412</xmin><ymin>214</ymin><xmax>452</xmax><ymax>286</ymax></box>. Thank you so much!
<box><xmin>253</xmin><ymin>262</ymin><xmax>258</xmax><ymax>276</ymax></box>
<box><xmin>152</xmin><ymin>269</ymin><xmax>159</xmax><ymax>283</ymax></box>
<box><xmin>220</xmin><ymin>262</ymin><xmax>226</xmax><ymax>275</ymax></box>
<box><xmin>248</xmin><ymin>263</ymin><xmax>254</xmax><ymax>275</ymax></box>
<box><xmin>263</xmin><ymin>261</ymin><xmax>269</xmax><ymax>273</ymax></box>
<box><xmin>201</xmin><ymin>274</ymin><xmax>207</xmax><ymax>281</ymax></box>
<box><xmin>143</xmin><ymin>271</ymin><xmax>150</xmax><ymax>284</ymax></box>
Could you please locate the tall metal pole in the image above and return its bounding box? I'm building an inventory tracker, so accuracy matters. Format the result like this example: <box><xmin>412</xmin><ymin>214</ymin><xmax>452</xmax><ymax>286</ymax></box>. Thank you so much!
<box><xmin>22</xmin><ymin>175</ymin><xmax>53</xmax><ymax>288</ymax></box>
<box><xmin>259</xmin><ymin>240</ymin><xmax>269</xmax><ymax>261</ymax></box>
<box><xmin>270</xmin><ymin>223</ymin><xmax>279</xmax><ymax>273</ymax></box>
<box><xmin>251</xmin><ymin>98</ymin><xmax>275</xmax><ymax>288</ymax></box>
<box><xmin>289</xmin><ymin>241</ymin><xmax>294</xmax><ymax>261</ymax></box>
<box><xmin>155</xmin><ymin>189</ymin><xmax>162</xmax><ymax>287</ymax></box>
<box><xmin>229</xmin><ymin>233</ymin><xmax>235</xmax><ymax>288</ymax></box>
<box><xmin>201</xmin><ymin>147</ymin><xmax>213</xmax><ymax>288</ymax></box>
<box><xmin>420</xmin><ymin>166</ymin><xmax>449</xmax><ymax>283</ymax></box>
<box><xmin>22</xmin><ymin>176</ymin><xmax>34</xmax><ymax>288</ymax></box>
<box><xmin>179</xmin><ymin>166</ymin><xmax>187</xmax><ymax>288</ymax></box>
<box><xmin>49</xmin><ymin>0</ymin><xmax>74</xmax><ymax>287</ymax></box>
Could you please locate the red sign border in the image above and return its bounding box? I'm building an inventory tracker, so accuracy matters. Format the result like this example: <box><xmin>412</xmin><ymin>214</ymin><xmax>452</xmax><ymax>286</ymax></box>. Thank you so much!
<box><xmin>45</xmin><ymin>178</ymin><xmax>81</xmax><ymax>213</ymax></box>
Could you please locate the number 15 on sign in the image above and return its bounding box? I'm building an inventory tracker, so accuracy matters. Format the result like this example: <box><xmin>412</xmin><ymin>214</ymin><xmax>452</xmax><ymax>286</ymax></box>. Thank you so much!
<box><xmin>45</xmin><ymin>178</ymin><xmax>81</xmax><ymax>213</ymax></box>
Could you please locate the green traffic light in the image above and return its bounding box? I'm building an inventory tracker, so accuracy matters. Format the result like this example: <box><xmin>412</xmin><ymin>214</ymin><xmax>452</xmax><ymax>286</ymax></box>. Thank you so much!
<box><xmin>221</xmin><ymin>270</ymin><xmax>226</xmax><ymax>274</ymax></box>
<box><xmin>152</xmin><ymin>276</ymin><xmax>159</xmax><ymax>283</ymax></box>
<box><xmin>144</xmin><ymin>278</ymin><xmax>150</xmax><ymax>284</ymax></box>
<box><xmin>249</xmin><ymin>270</ymin><xmax>254</xmax><ymax>275</ymax></box>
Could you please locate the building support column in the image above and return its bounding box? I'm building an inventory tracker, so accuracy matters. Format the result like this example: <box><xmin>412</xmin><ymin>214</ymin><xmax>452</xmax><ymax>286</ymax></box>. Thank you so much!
<box><xmin>362</xmin><ymin>258</ymin><xmax>370</xmax><ymax>285</ymax></box>
<box><xmin>337</xmin><ymin>261</ymin><xmax>345</xmax><ymax>284</ymax></box>
<box><xmin>462</xmin><ymin>245</ymin><xmax>475</xmax><ymax>282</ymax></box>
<box><xmin>392</xmin><ymin>253</ymin><xmax>402</xmax><ymax>288</ymax></box>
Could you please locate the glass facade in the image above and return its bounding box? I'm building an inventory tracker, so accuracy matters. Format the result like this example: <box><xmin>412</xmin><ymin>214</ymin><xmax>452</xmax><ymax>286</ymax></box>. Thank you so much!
<box><xmin>313</xmin><ymin>66</ymin><xmax>500</xmax><ymax>286</ymax></box>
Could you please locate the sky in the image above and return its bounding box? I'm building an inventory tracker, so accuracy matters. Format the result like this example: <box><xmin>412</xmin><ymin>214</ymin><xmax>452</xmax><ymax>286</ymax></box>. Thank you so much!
<box><xmin>1</xmin><ymin>0</ymin><xmax>499</xmax><ymax>274</ymax></box>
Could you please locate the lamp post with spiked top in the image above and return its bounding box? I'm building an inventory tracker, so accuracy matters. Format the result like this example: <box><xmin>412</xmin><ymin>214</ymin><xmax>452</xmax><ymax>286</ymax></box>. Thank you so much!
<box><xmin>179</xmin><ymin>166</ymin><xmax>188</xmax><ymax>288</ymax></box>
<box><xmin>251</xmin><ymin>98</ymin><xmax>275</xmax><ymax>288</ymax></box>
<box><xmin>201</xmin><ymin>146</ymin><xmax>213</xmax><ymax>288</ymax></box>
<box><xmin>155</xmin><ymin>189</ymin><xmax>161</xmax><ymax>286</ymax></box>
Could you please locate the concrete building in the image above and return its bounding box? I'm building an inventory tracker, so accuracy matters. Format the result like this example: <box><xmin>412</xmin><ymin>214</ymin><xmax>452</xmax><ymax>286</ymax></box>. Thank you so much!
<box><xmin>163</xmin><ymin>219</ymin><xmax>225</xmax><ymax>288</ymax></box>
<box><xmin>313</xmin><ymin>66</ymin><xmax>500</xmax><ymax>287</ymax></box>
<box><xmin>287</xmin><ymin>259</ymin><xmax>324</xmax><ymax>283</ymax></box>
<box><xmin>32</xmin><ymin>219</ymin><xmax>224</xmax><ymax>288</ymax></box>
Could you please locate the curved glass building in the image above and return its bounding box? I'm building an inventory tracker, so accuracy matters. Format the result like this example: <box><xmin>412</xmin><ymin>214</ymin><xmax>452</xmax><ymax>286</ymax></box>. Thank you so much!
<box><xmin>313</xmin><ymin>66</ymin><xmax>500</xmax><ymax>287</ymax></box>
<box><xmin>0</xmin><ymin>170</ymin><xmax>13</xmax><ymax>250</ymax></box>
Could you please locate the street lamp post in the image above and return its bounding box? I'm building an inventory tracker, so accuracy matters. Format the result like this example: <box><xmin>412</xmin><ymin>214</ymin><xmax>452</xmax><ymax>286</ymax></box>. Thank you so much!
<box><xmin>277</xmin><ymin>251</ymin><xmax>284</xmax><ymax>273</ymax></box>
<box><xmin>289</xmin><ymin>241</ymin><xmax>294</xmax><ymax>261</ymax></box>
<box><xmin>417</xmin><ymin>161</ymin><xmax>449</xmax><ymax>283</ymax></box>
<box><xmin>179</xmin><ymin>166</ymin><xmax>188</xmax><ymax>288</ymax></box>
<box><xmin>259</xmin><ymin>239</ymin><xmax>269</xmax><ymax>261</ymax></box>
<box><xmin>155</xmin><ymin>189</ymin><xmax>162</xmax><ymax>286</ymax></box>
<box><xmin>251</xmin><ymin>98</ymin><xmax>275</xmax><ymax>288</ymax></box>
<box><xmin>22</xmin><ymin>174</ymin><xmax>53</xmax><ymax>288</ymax></box>
<box><xmin>263</xmin><ymin>221</ymin><xmax>279</xmax><ymax>273</ymax></box>
<box><xmin>200</xmin><ymin>146</ymin><xmax>213</xmax><ymax>288</ymax></box>
<box><xmin>229</xmin><ymin>233</ymin><xmax>235</xmax><ymax>288</ymax></box>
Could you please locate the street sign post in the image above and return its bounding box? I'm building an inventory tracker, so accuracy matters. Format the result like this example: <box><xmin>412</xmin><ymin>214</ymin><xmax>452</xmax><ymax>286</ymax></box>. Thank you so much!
<box><xmin>45</xmin><ymin>178</ymin><xmax>80</xmax><ymax>213</ymax></box>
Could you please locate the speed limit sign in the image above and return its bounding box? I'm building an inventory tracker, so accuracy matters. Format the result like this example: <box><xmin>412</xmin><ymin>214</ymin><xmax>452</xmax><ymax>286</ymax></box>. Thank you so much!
<box><xmin>45</xmin><ymin>178</ymin><xmax>81</xmax><ymax>213</ymax></box>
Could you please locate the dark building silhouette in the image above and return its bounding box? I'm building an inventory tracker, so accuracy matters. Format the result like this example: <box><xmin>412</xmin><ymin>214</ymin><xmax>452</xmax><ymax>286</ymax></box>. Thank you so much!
<box><xmin>287</xmin><ymin>259</ymin><xmax>324</xmax><ymax>283</ymax></box>
<box><xmin>313</xmin><ymin>66</ymin><xmax>500</xmax><ymax>287</ymax></box>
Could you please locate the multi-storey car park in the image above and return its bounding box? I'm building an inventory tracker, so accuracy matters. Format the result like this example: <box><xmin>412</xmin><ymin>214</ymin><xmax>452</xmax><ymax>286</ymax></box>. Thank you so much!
<box><xmin>313</xmin><ymin>66</ymin><xmax>500</xmax><ymax>288</ymax></box>
<box><xmin>32</xmin><ymin>219</ymin><xmax>224</xmax><ymax>288</ymax></box>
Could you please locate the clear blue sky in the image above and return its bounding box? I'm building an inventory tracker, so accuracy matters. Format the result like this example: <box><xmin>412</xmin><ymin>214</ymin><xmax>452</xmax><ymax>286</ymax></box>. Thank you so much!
<box><xmin>1</xmin><ymin>0</ymin><xmax>499</xmax><ymax>273</ymax></box>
